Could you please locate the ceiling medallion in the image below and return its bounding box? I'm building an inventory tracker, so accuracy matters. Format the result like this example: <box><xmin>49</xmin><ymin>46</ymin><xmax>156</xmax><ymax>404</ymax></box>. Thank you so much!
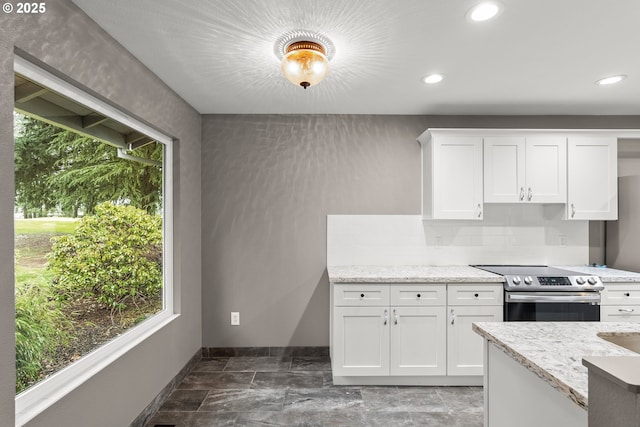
<box><xmin>274</xmin><ymin>30</ymin><xmax>335</xmax><ymax>89</ymax></box>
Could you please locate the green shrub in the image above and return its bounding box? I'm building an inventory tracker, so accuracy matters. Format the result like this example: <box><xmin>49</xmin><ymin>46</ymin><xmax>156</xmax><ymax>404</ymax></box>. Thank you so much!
<box><xmin>48</xmin><ymin>202</ymin><xmax>163</xmax><ymax>313</ymax></box>
<box><xmin>15</xmin><ymin>281</ymin><xmax>68</xmax><ymax>393</ymax></box>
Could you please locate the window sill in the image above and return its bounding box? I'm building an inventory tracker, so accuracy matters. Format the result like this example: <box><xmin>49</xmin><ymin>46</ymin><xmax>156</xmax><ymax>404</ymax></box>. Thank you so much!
<box><xmin>15</xmin><ymin>310</ymin><xmax>179</xmax><ymax>426</ymax></box>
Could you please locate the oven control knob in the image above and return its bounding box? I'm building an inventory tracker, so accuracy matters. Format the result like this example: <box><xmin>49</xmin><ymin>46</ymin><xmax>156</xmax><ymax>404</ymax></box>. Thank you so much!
<box><xmin>587</xmin><ymin>277</ymin><xmax>598</xmax><ymax>285</ymax></box>
<box><xmin>512</xmin><ymin>276</ymin><xmax>521</xmax><ymax>285</ymax></box>
<box><xmin>576</xmin><ymin>277</ymin><xmax>586</xmax><ymax>285</ymax></box>
<box><xmin>524</xmin><ymin>276</ymin><xmax>533</xmax><ymax>285</ymax></box>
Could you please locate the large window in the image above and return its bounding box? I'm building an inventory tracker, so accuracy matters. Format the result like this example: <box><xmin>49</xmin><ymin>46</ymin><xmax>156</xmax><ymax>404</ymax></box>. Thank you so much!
<box><xmin>14</xmin><ymin>57</ymin><xmax>174</xmax><ymax>424</ymax></box>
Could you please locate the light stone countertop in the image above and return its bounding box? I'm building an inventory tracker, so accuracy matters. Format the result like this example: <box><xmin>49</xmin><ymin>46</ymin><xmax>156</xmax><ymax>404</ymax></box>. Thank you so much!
<box><xmin>327</xmin><ymin>265</ymin><xmax>640</xmax><ymax>284</ymax></box>
<box><xmin>558</xmin><ymin>266</ymin><xmax>640</xmax><ymax>283</ymax></box>
<box><xmin>327</xmin><ymin>265</ymin><xmax>505</xmax><ymax>284</ymax></box>
<box><xmin>473</xmin><ymin>322</ymin><xmax>640</xmax><ymax>410</ymax></box>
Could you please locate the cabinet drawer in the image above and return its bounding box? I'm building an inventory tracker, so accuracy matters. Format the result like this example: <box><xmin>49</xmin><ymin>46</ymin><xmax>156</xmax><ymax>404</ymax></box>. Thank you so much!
<box><xmin>390</xmin><ymin>285</ymin><xmax>446</xmax><ymax>306</ymax></box>
<box><xmin>601</xmin><ymin>285</ymin><xmax>640</xmax><ymax>305</ymax></box>
<box><xmin>333</xmin><ymin>284</ymin><xmax>389</xmax><ymax>306</ymax></box>
<box><xmin>447</xmin><ymin>284</ymin><xmax>503</xmax><ymax>306</ymax></box>
<box><xmin>601</xmin><ymin>305</ymin><xmax>640</xmax><ymax>322</ymax></box>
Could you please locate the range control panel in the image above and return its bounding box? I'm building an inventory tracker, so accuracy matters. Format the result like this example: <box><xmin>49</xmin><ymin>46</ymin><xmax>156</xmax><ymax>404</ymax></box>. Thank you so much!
<box><xmin>503</xmin><ymin>275</ymin><xmax>603</xmax><ymax>292</ymax></box>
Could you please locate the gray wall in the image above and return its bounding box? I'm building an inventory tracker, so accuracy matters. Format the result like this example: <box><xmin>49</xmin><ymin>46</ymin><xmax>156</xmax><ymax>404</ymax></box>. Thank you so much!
<box><xmin>201</xmin><ymin>114</ymin><xmax>640</xmax><ymax>347</ymax></box>
<box><xmin>1</xmin><ymin>2</ymin><xmax>202</xmax><ymax>426</ymax></box>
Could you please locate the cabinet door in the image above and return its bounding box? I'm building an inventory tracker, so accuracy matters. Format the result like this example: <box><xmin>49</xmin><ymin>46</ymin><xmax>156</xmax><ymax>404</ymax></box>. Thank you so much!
<box><xmin>525</xmin><ymin>136</ymin><xmax>567</xmax><ymax>203</ymax></box>
<box><xmin>332</xmin><ymin>307</ymin><xmax>389</xmax><ymax>376</ymax></box>
<box><xmin>567</xmin><ymin>137</ymin><xmax>617</xmax><ymax>220</ymax></box>
<box><xmin>484</xmin><ymin>136</ymin><xmax>525</xmax><ymax>203</ymax></box>
<box><xmin>432</xmin><ymin>136</ymin><xmax>483</xmax><ymax>219</ymax></box>
<box><xmin>447</xmin><ymin>305</ymin><xmax>503</xmax><ymax>376</ymax></box>
<box><xmin>390</xmin><ymin>306</ymin><xmax>446</xmax><ymax>376</ymax></box>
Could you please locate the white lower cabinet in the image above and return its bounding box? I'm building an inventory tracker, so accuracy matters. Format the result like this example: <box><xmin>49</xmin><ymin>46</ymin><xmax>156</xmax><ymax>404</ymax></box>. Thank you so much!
<box><xmin>601</xmin><ymin>306</ymin><xmax>640</xmax><ymax>322</ymax></box>
<box><xmin>331</xmin><ymin>283</ymin><xmax>503</xmax><ymax>384</ymax></box>
<box><xmin>600</xmin><ymin>284</ymin><xmax>640</xmax><ymax>322</ymax></box>
<box><xmin>332</xmin><ymin>284</ymin><xmax>446</xmax><ymax>377</ymax></box>
<box><xmin>447</xmin><ymin>284</ymin><xmax>504</xmax><ymax>376</ymax></box>
<box><xmin>332</xmin><ymin>306</ymin><xmax>389</xmax><ymax>376</ymax></box>
<box><xmin>447</xmin><ymin>305</ymin><xmax>502</xmax><ymax>376</ymax></box>
<box><xmin>389</xmin><ymin>306</ymin><xmax>446</xmax><ymax>376</ymax></box>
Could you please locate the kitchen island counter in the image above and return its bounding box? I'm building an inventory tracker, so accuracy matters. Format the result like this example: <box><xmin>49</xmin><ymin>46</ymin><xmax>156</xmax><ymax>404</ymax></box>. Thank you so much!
<box><xmin>473</xmin><ymin>322</ymin><xmax>640</xmax><ymax>410</ymax></box>
<box><xmin>328</xmin><ymin>265</ymin><xmax>504</xmax><ymax>284</ymax></box>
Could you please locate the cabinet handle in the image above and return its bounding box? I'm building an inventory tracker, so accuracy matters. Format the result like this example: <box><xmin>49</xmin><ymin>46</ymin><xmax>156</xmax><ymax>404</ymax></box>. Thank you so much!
<box><xmin>416</xmin><ymin>293</ymin><xmax>421</xmax><ymax>298</ymax></box>
<box><xmin>383</xmin><ymin>309</ymin><xmax>388</xmax><ymax>325</ymax></box>
<box><xmin>571</xmin><ymin>203</ymin><xmax>576</xmax><ymax>218</ymax></box>
<box><xmin>624</xmin><ymin>293</ymin><xmax>631</xmax><ymax>297</ymax></box>
<box><xmin>360</xmin><ymin>293</ymin><xmax>365</xmax><ymax>298</ymax></box>
<box><xmin>474</xmin><ymin>293</ymin><xmax>479</xmax><ymax>298</ymax></box>
<box><xmin>618</xmin><ymin>308</ymin><xmax>635</xmax><ymax>313</ymax></box>
<box><xmin>450</xmin><ymin>309</ymin><xmax>456</xmax><ymax>325</ymax></box>
<box><xmin>527</xmin><ymin>187</ymin><xmax>533</xmax><ymax>201</ymax></box>
<box><xmin>476</xmin><ymin>203</ymin><xmax>482</xmax><ymax>218</ymax></box>
<box><xmin>393</xmin><ymin>309</ymin><xmax>399</xmax><ymax>325</ymax></box>
<box><xmin>519</xmin><ymin>187</ymin><xmax>525</xmax><ymax>201</ymax></box>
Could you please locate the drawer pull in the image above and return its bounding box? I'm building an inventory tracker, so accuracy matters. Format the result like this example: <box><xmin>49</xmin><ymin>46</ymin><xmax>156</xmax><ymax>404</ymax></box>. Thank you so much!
<box><xmin>450</xmin><ymin>309</ymin><xmax>456</xmax><ymax>325</ymax></box>
<box><xmin>360</xmin><ymin>293</ymin><xmax>365</xmax><ymax>298</ymax></box>
<box><xmin>619</xmin><ymin>308</ymin><xmax>635</xmax><ymax>313</ymax></box>
<box><xmin>393</xmin><ymin>309</ymin><xmax>399</xmax><ymax>325</ymax></box>
<box><xmin>383</xmin><ymin>309</ymin><xmax>388</xmax><ymax>325</ymax></box>
<box><xmin>417</xmin><ymin>293</ymin><xmax>421</xmax><ymax>298</ymax></box>
<box><xmin>474</xmin><ymin>293</ymin><xmax>479</xmax><ymax>298</ymax></box>
<box><xmin>624</xmin><ymin>293</ymin><xmax>631</xmax><ymax>297</ymax></box>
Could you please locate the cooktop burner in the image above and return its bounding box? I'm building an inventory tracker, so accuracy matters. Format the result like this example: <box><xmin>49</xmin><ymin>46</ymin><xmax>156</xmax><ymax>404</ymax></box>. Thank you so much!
<box><xmin>473</xmin><ymin>265</ymin><xmax>604</xmax><ymax>292</ymax></box>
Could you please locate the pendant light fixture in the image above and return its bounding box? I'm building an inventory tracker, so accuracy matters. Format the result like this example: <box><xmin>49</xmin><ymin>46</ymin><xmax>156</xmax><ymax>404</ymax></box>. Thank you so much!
<box><xmin>275</xmin><ymin>31</ymin><xmax>335</xmax><ymax>89</ymax></box>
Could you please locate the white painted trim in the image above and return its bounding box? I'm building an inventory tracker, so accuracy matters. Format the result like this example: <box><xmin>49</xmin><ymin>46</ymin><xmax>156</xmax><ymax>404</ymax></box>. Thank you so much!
<box><xmin>13</xmin><ymin>55</ymin><xmax>176</xmax><ymax>426</ymax></box>
<box><xmin>15</xmin><ymin>314</ymin><xmax>178</xmax><ymax>426</ymax></box>
<box><xmin>14</xmin><ymin>55</ymin><xmax>172</xmax><ymax>145</ymax></box>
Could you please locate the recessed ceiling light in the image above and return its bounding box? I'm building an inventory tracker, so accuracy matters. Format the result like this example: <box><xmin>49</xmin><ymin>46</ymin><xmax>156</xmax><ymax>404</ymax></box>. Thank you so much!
<box><xmin>422</xmin><ymin>74</ymin><xmax>444</xmax><ymax>84</ymax></box>
<box><xmin>467</xmin><ymin>1</ymin><xmax>503</xmax><ymax>22</ymax></box>
<box><xmin>595</xmin><ymin>75</ymin><xmax>627</xmax><ymax>86</ymax></box>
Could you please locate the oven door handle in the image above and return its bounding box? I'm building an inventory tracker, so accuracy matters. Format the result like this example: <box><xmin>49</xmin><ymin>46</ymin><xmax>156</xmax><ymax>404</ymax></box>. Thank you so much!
<box><xmin>507</xmin><ymin>294</ymin><xmax>601</xmax><ymax>304</ymax></box>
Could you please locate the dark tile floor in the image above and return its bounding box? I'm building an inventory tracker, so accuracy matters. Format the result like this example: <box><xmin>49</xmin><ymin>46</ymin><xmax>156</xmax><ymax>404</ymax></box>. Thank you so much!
<box><xmin>145</xmin><ymin>356</ymin><xmax>483</xmax><ymax>427</ymax></box>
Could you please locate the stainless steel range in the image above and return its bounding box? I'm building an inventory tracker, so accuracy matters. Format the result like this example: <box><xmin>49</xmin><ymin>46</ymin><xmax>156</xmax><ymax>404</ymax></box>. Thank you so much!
<box><xmin>474</xmin><ymin>265</ymin><xmax>603</xmax><ymax>321</ymax></box>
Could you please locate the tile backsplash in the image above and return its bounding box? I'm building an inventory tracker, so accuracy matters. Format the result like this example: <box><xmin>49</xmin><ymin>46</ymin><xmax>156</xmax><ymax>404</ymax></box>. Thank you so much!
<box><xmin>327</xmin><ymin>205</ymin><xmax>588</xmax><ymax>266</ymax></box>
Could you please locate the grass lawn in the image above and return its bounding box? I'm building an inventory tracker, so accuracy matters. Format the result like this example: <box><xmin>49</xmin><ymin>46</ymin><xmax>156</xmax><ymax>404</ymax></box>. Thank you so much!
<box><xmin>15</xmin><ymin>217</ymin><xmax>77</xmax><ymax>286</ymax></box>
<box><xmin>15</xmin><ymin>218</ymin><xmax>78</xmax><ymax>235</ymax></box>
<box><xmin>15</xmin><ymin>265</ymin><xmax>55</xmax><ymax>289</ymax></box>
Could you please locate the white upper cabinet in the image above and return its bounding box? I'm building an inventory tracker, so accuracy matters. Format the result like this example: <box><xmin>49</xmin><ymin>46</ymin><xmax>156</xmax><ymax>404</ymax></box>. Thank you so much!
<box><xmin>567</xmin><ymin>136</ymin><xmax>617</xmax><ymax>220</ymax></box>
<box><xmin>418</xmin><ymin>128</ymin><xmax>629</xmax><ymax>221</ymax></box>
<box><xmin>419</xmin><ymin>131</ymin><xmax>483</xmax><ymax>220</ymax></box>
<box><xmin>484</xmin><ymin>136</ymin><xmax>566</xmax><ymax>203</ymax></box>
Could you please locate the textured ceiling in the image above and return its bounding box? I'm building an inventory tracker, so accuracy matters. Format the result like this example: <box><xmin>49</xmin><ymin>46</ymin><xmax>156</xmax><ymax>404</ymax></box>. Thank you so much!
<box><xmin>72</xmin><ymin>0</ymin><xmax>640</xmax><ymax>115</ymax></box>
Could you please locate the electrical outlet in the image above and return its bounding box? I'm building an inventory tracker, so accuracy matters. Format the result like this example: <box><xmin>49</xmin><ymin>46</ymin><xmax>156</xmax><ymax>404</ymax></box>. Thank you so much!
<box><xmin>231</xmin><ymin>312</ymin><xmax>240</xmax><ymax>326</ymax></box>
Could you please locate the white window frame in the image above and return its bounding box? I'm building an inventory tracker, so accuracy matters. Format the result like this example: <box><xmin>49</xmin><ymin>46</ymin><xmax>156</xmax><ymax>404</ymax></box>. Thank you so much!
<box><xmin>14</xmin><ymin>55</ymin><xmax>177</xmax><ymax>426</ymax></box>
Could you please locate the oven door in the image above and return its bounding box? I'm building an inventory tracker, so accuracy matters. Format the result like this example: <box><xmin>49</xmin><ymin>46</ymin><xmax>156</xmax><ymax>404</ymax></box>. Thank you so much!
<box><xmin>504</xmin><ymin>292</ymin><xmax>601</xmax><ymax>321</ymax></box>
